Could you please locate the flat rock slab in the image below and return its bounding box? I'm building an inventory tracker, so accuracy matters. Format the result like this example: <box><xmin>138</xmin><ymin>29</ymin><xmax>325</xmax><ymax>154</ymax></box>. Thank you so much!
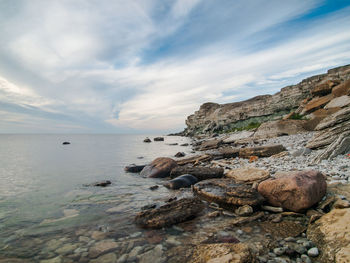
<box><xmin>258</xmin><ymin>170</ymin><xmax>326</xmax><ymax>212</ymax></box>
<box><xmin>170</xmin><ymin>166</ymin><xmax>224</xmax><ymax>181</ymax></box>
<box><xmin>134</xmin><ymin>198</ymin><xmax>204</xmax><ymax>229</ymax></box>
<box><xmin>324</xmin><ymin>95</ymin><xmax>350</xmax><ymax>109</ymax></box>
<box><xmin>140</xmin><ymin>157</ymin><xmax>178</xmax><ymax>178</ymax></box>
<box><xmin>193</xmin><ymin>178</ymin><xmax>264</xmax><ymax>207</ymax></box>
<box><xmin>239</xmin><ymin>144</ymin><xmax>286</xmax><ymax>158</ymax></box>
<box><xmin>225</xmin><ymin>167</ymin><xmax>270</xmax><ymax>184</ymax></box>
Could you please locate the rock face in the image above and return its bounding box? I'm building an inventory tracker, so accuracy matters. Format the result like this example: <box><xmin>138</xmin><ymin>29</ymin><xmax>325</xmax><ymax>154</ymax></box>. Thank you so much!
<box><xmin>140</xmin><ymin>157</ymin><xmax>178</xmax><ymax>178</ymax></box>
<box><xmin>258</xmin><ymin>170</ymin><xmax>327</xmax><ymax>212</ymax></box>
<box><xmin>184</xmin><ymin>65</ymin><xmax>350</xmax><ymax>135</ymax></box>
<box><xmin>193</xmin><ymin>178</ymin><xmax>264</xmax><ymax>208</ymax></box>
<box><xmin>307</xmin><ymin>208</ymin><xmax>350</xmax><ymax>263</ymax></box>
<box><xmin>307</xmin><ymin>106</ymin><xmax>350</xmax><ymax>162</ymax></box>
<box><xmin>253</xmin><ymin>120</ymin><xmax>308</xmax><ymax>139</ymax></box>
<box><xmin>134</xmin><ymin>198</ymin><xmax>204</xmax><ymax>228</ymax></box>
<box><xmin>225</xmin><ymin>168</ymin><xmax>270</xmax><ymax>184</ymax></box>
<box><xmin>239</xmin><ymin>144</ymin><xmax>286</xmax><ymax>158</ymax></box>
<box><xmin>163</xmin><ymin>174</ymin><xmax>198</xmax><ymax>190</ymax></box>
<box><xmin>170</xmin><ymin>166</ymin><xmax>224</xmax><ymax>181</ymax></box>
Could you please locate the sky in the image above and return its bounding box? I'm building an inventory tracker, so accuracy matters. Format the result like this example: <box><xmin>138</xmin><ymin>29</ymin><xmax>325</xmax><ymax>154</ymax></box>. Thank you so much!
<box><xmin>0</xmin><ymin>0</ymin><xmax>350</xmax><ymax>134</ymax></box>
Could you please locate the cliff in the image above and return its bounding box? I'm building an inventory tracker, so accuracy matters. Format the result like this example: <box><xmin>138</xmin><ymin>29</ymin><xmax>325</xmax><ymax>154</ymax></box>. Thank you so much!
<box><xmin>184</xmin><ymin>64</ymin><xmax>350</xmax><ymax>136</ymax></box>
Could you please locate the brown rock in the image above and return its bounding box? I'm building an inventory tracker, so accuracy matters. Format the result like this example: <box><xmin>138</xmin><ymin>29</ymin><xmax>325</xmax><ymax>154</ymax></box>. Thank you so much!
<box><xmin>254</xmin><ymin>120</ymin><xmax>307</xmax><ymax>139</ymax></box>
<box><xmin>235</xmin><ymin>205</ymin><xmax>253</xmax><ymax>216</ymax></box>
<box><xmin>225</xmin><ymin>167</ymin><xmax>270</xmax><ymax>184</ymax></box>
<box><xmin>170</xmin><ymin>166</ymin><xmax>224</xmax><ymax>181</ymax></box>
<box><xmin>239</xmin><ymin>144</ymin><xmax>286</xmax><ymax>158</ymax></box>
<box><xmin>257</xmin><ymin>170</ymin><xmax>327</xmax><ymax>212</ymax></box>
<box><xmin>301</xmin><ymin>94</ymin><xmax>333</xmax><ymax>115</ymax></box>
<box><xmin>88</xmin><ymin>240</ymin><xmax>119</xmax><ymax>258</ymax></box>
<box><xmin>134</xmin><ymin>198</ymin><xmax>204</xmax><ymax>229</ymax></box>
<box><xmin>176</xmin><ymin>154</ymin><xmax>213</xmax><ymax>166</ymax></box>
<box><xmin>218</xmin><ymin>147</ymin><xmax>240</xmax><ymax>158</ymax></box>
<box><xmin>303</xmin><ymin>107</ymin><xmax>341</xmax><ymax>130</ymax></box>
<box><xmin>311</xmin><ymin>80</ymin><xmax>337</xmax><ymax>96</ymax></box>
<box><xmin>193</xmin><ymin>178</ymin><xmax>264</xmax><ymax>208</ymax></box>
<box><xmin>197</xmin><ymin>139</ymin><xmax>223</xmax><ymax>151</ymax></box>
<box><xmin>307</xmin><ymin>208</ymin><xmax>350</xmax><ymax>263</ymax></box>
<box><xmin>190</xmin><ymin>243</ymin><xmax>253</xmax><ymax>263</ymax></box>
<box><xmin>140</xmin><ymin>157</ymin><xmax>178</xmax><ymax>178</ymax></box>
<box><xmin>332</xmin><ymin>79</ymin><xmax>350</xmax><ymax>97</ymax></box>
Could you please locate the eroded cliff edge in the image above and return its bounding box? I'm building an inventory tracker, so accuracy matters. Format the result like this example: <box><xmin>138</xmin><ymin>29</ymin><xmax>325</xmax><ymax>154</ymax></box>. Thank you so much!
<box><xmin>183</xmin><ymin>64</ymin><xmax>350</xmax><ymax>136</ymax></box>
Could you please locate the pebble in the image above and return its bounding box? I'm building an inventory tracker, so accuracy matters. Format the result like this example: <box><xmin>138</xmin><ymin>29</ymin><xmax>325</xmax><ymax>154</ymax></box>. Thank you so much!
<box><xmin>273</xmin><ymin>247</ymin><xmax>285</xmax><ymax>256</ymax></box>
<box><xmin>128</xmin><ymin>246</ymin><xmax>143</xmax><ymax>261</ymax></box>
<box><xmin>307</xmin><ymin>247</ymin><xmax>319</xmax><ymax>257</ymax></box>
<box><xmin>300</xmin><ymin>254</ymin><xmax>312</xmax><ymax>263</ymax></box>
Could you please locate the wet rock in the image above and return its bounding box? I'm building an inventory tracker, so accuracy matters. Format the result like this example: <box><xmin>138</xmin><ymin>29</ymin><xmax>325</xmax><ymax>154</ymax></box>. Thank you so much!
<box><xmin>88</xmin><ymin>240</ymin><xmax>119</xmax><ymax>258</ymax></box>
<box><xmin>91</xmin><ymin>231</ymin><xmax>107</xmax><ymax>241</ymax></box>
<box><xmin>90</xmin><ymin>253</ymin><xmax>117</xmax><ymax>263</ymax></box>
<box><xmin>258</xmin><ymin>170</ymin><xmax>326</xmax><ymax>212</ymax></box>
<box><xmin>149</xmin><ymin>185</ymin><xmax>159</xmax><ymax>191</ymax></box>
<box><xmin>140</xmin><ymin>157</ymin><xmax>178</xmax><ymax>178</ymax></box>
<box><xmin>134</xmin><ymin>198</ymin><xmax>204</xmax><ymax>228</ymax></box>
<box><xmin>235</xmin><ymin>205</ymin><xmax>253</xmax><ymax>216</ymax></box>
<box><xmin>225</xmin><ymin>167</ymin><xmax>270</xmax><ymax>184</ymax></box>
<box><xmin>307</xmin><ymin>208</ymin><xmax>350</xmax><ymax>262</ymax></box>
<box><xmin>163</xmin><ymin>174</ymin><xmax>198</xmax><ymax>190</ymax></box>
<box><xmin>154</xmin><ymin>137</ymin><xmax>164</xmax><ymax>141</ymax></box>
<box><xmin>190</xmin><ymin>243</ymin><xmax>253</xmax><ymax>263</ymax></box>
<box><xmin>91</xmin><ymin>180</ymin><xmax>111</xmax><ymax>187</ymax></box>
<box><xmin>139</xmin><ymin>244</ymin><xmax>165</xmax><ymax>263</ymax></box>
<box><xmin>62</xmin><ymin>142</ymin><xmax>70</xmax><ymax>145</ymax></box>
<box><xmin>144</xmin><ymin>138</ymin><xmax>151</xmax><ymax>143</ymax></box>
<box><xmin>170</xmin><ymin>166</ymin><xmax>223</xmax><ymax>181</ymax></box>
<box><xmin>239</xmin><ymin>144</ymin><xmax>286</xmax><ymax>158</ymax></box>
<box><xmin>128</xmin><ymin>246</ymin><xmax>143</xmax><ymax>261</ymax></box>
<box><xmin>124</xmin><ymin>164</ymin><xmax>146</xmax><ymax>173</ymax></box>
<box><xmin>231</xmin><ymin>212</ymin><xmax>264</xmax><ymax>226</ymax></box>
<box><xmin>55</xmin><ymin>243</ymin><xmax>78</xmax><ymax>255</ymax></box>
<box><xmin>193</xmin><ymin>178</ymin><xmax>264</xmax><ymax>208</ymax></box>
<box><xmin>40</xmin><ymin>257</ymin><xmax>63</xmax><ymax>263</ymax></box>
<box><xmin>174</xmin><ymin>152</ymin><xmax>185</xmax><ymax>158</ymax></box>
<box><xmin>141</xmin><ymin>204</ymin><xmax>157</xmax><ymax>210</ymax></box>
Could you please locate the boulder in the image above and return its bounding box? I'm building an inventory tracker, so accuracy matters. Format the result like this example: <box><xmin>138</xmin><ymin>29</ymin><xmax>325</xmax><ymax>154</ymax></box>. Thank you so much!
<box><xmin>225</xmin><ymin>168</ymin><xmax>270</xmax><ymax>184</ymax></box>
<box><xmin>332</xmin><ymin>79</ymin><xmax>350</xmax><ymax>97</ymax></box>
<box><xmin>144</xmin><ymin>138</ymin><xmax>152</xmax><ymax>143</ymax></box>
<box><xmin>134</xmin><ymin>198</ymin><xmax>204</xmax><ymax>228</ymax></box>
<box><xmin>91</xmin><ymin>180</ymin><xmax>111</xmax><ymax>187</ymax></box>
<box><xmin>324</xmin><ymin>95</ymin><xmax>350</xmax><ymax>109</ymax></box>
<box><xmin>301</xmin><ymin>94</ymin><xmax>333</xmax><ymax>115</ymax></box>
<box><xmin>253</xmin><ymin>120</ymin><xmax>307</xmax><ymax>139</ymax></box>
<box><xmin>154</xmin><ymin>137</ymin><xmax>164</xmax><ymax>141</ymax></box>
<box><xmin>170</xmin><ymin>166</ymin><xmax>224</xmax><ymax>181</ymax></box>
<box><xmin>140</xmin><ymin>157</ymin><xmax>178</xmax><ymax>178</ymax></box>
<box><xmin>257</xmin><ymin>170</ymin><xmax>327</xmax><ymax>212</ymax></box>
<box><xmin>163</xmin><ymin>174</ymin><xmax>198</xmax><ymax>190</ymax></box>
<box><xmin>307</xmin><ymin>208</ymin><xmax>350</xmax><ymax>263</ymax></box>
<box><xmin>174</xmin><ymin>152</ymin><xmax>185</xmax><ymax>158</ymax></box>
<box><xmin>193</xmin><ymin>178</ymin><xmax>264</xmax><ymax>208</ymax></box>
<box><xmin>124</xmin><ymin>164</ymin><xmax>146</xmax><ymax>173</ymax></box>
<box><xmin>239</xmin><ymin>144</ymin><xmax>286</xmax><ymax>158</ymax></box>
<box><xmin>197</xmin><ymin>139</ymin><xmax>222</xmax><ymax>151</ymax></box>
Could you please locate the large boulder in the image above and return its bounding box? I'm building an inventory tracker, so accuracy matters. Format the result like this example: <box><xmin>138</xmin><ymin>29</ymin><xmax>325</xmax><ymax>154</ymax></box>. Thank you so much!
<box><xmin>193</xmin><ymin>178</ymin><xmax>264</xmax><ymax>208</ymax></box>
<box><xmin>170</xmin><ymin>166</ymin><xmax>224</xmax><ymax>181</ymax></box>
<box><xmin>307</xmin><ymin>208</ymin><xmax>350</xmax><ymax>263</ymax></box>
<box><xmin>239</xmin><ymin>144</ymin><xmax>286</xmax><ymax>158</ymax></box>
<box><xmin>134</xmin><ymin>198</ymin><xmax>204</xmax><ymax>228</ymax></box>
<box><xmin>140</xmin><ymin>157</ymin><xmax>178</xmax><ymax>178</ymax></box>
<box><xmin>253</xmin><ymin>119</ymin><xmax>307</xmax><ymax>139</ymax></box>
<box><xmin>225</xmin><ymin>168</ymin><xmax>270</xmax><ymax>184</ymax></box>
<box><xmin>257</xmin><ymin>170</ymin><xmax>327</xmax><ymax>212</ymax></box>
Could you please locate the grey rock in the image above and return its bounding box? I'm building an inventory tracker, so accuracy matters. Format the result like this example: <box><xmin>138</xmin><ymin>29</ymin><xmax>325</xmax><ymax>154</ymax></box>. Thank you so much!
<box><xmin>307</xmin><ymin>247</ymin><xmax>319</xmax><ymax>257</ymax></box>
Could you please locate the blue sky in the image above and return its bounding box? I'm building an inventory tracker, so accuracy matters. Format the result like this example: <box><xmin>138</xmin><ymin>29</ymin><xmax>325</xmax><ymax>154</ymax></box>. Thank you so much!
<box><xmin>0</xmin><ymin>0</ymin><xmax>350</xmax><ymax>133</ymax></box>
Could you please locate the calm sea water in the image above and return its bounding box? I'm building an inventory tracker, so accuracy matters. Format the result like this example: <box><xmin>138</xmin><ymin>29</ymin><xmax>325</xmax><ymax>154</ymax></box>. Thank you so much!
<box><xmin>0</xmin><ymin>134</ymin><xmax>192</xmax><ymax>257</ymax></box>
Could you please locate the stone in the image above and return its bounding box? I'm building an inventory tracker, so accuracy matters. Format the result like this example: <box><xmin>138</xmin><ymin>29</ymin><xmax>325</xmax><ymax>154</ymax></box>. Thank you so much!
<box><xmin>90</xmin><ymin>253</ymin><xmax>117</xmax><ymax>263</ymax></box>
<box><xmin>174</xmin><ymin>152</ymin><xmax>185</xmax><ymax>158</ymax></box>
<box><xmin>149</xmin><ymin>185</ymin><xmax>159</xmax><ymax>190</ymax></box>
<box><xmin>254</xmin><ymin>120</ymin><xmax>307</xmax><ymax>139</ymax></box>
<box><xmin>163</xmin><ymin>174</ymin><xmax>198</xmax><ymax>190</ymax></box>
<box><xmin>193</xmin><ymin>178</ymin><xmax>264</xmax><ymax>208</ymax></box>
<box><xmin>180</xmin><ymin>143</ymin><xmax>189</xmax><ymax>146</ymax></box>
<box><xmin>134</xmin><ymin>198</ymin><xmax>204</xmax><ymax>228</ymax></box>
<box><xmin>261</xmin><ymin>205</ymin><xmax>283</xmax><ymax>213</ymax></box>
<box><xmin>332</xmin><ymin>79</ymin><xmax>350</xmax><ymax>97</ymax></box>
<box><xmin>258</xmin><ymin>170</ymin><xmax>327</xmax><ymax>212</ymax></box>
<box><xmin>325</xmin><ymin>95</ymin><xmax>350</xmax><ymax>109</ymax></box>
<box><xmin>55</xmin><ymin>243</ymin><xmax>78</xmax><ymax>255</ymax></box>
<box><xmin>62</xmin><ymin>142</ymin><xmax>70</xmax><ymax>145</ymax></box>
<box><xmin>124</xmin><ymin>164</ymin><xmax>146</xmax><ymax>173</ymax></box>
<box><xmin>239</xmin><ymin>144</ymin><xmax>286</xmax><ymax>158</ymax></box>
<box><xmin>235</xmin><ymin>205</ymin><xmax>254</xmax><ymax>216</ymax></box>
<box><xmin>40</xmin><ymin>257</ymin><xmax>62</xmax><ymax>263</ymax></box>
<box><xmin>301</xmin><ymin>94</ymin><xmax>333</xmax><ymax>115</ymax></box>
<box><xmin>144</xmin><ymin>138</ymin><xmax>151</xmax><ymax>143</ymax></box>
<box><xmin>91</xmin><ymin>231</ymin><xmax>107</xmax><ymax>240</ymax></box>
<box><xmin>307</xmin><ymin>208</ymin><xmax>350</xmax><ymax>262</ymax></box>
<box><xmin>153</xmin><ymin>137</ymin><xmax>164</xmax><ymax>141</ymax></box>
<box><xmin>92</xmin><ymin>180</ymin><xmax>111</xmax><ymax>187</ymax></box>
<box><xmin>88</xmin><ymin>241</ymin><xmax>119</xmax><ymax>258</ymax></box>
<box><xmin>139</xmin><ymin>245</ymin><xmax>164</xmax><ymax>263</ymax></box>
<box><xmin>197</xmin><ymin>139</ymin><xmax>222</xmax><ymax>151</ymax></box>
<box><xmin>170</xmin><ymin>166</ymin><xmax>224</xmax><ymax>181</ymax></box>
<box><xmin>140</xmin><ymin>157</ymin><xmax>178</xmax><ymax>178</ymax></box>
<box><xmin>218</xmin><ymin>147</ymin><xmax>240</xmax><ymax>158</ymax></box>
<box><xmin>128</xmin><ymin>246</ymin><xmax>143</xmax><ymax>261</ymax></box>
<box><xmin>307</xmin><ymin>247</ymin><xmax>319</xmax><ymax>257</ymax></box>
<box><xmin>225</xmin><ymin>167</ymin><xmax>270</xmax><ymax>184</ymax></box>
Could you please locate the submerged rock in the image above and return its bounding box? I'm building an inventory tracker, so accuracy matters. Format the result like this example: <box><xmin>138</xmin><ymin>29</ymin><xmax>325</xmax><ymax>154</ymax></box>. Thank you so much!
<box><xmin>124</xmin><ymin>164</ymin><xmax>146</xmax><ymax>173</ymax></box>
<box><xmin>193</xmin><ymin>178</ymin><xmax>264</xmax><ymax>208</ymax></box>
<box><xmin>144</xmin><ymin>138</ymin><xmax>152</xmax><ymax>143</ymax></box>
<box><xmin>225</xmin><ymin>167</ymin><xmax>270</xmax><ymax>184</ymax></box>
<box><xmin>239</xmin><ymin>144</ymin><xmax>286</xmax><ymax>158</ymax></box>
<box><xmin>62</xmin><ymin>142</ymin><xmax>70</xmax><ymax>145</ymax></box>
<box><xmin>163</xmin><ymin>174</ymin><xmax>198</xmax><ymax>190</ymax></box>
<box><xmin>258</xmin><ymin>170</ymin><xmax>326</xmax><ymax>212</ymax></box>
<box><xmin>134</xmin><ymin>198</ymin><xmax>204</xmax><ymax>228</ymax></box>
<box><xmin>90</xmin><ymin>180</ymin><xmax>111</xmax><ymax>187</ymax></box>
<box><xmin>170</xmin><ymin>166</ymin><xmax>224</xmax><ymax>181</ymax></box>
<box><xmin>140</xmin><ymin>157</ymin><xmax>178</xmax><ymax>178</ymax></box>
<box><xmin>174</xmin><ymin>152</ymin><xmax>186</xmax><ymax>158</ymax></box>
<box><xmin>153</xmin><ymin>137</ymin><xmax>164</xmax><ymax>141</ymax></box>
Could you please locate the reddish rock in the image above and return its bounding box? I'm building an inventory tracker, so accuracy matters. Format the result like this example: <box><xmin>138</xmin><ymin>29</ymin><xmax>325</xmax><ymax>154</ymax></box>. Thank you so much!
<box><xmin>258</xmin><ymin>170</ymin><xmax>327</xmax><ymax>212</ymax></box>
<box><xmin>239</xmin><ymin>144</ymin><xmax>286</xmax><ymax>158</ymax></box>
<box><xmin>301</xmin><ymin>94</ymin><xmax>333</xmax><ymax>115</ymax></box>
<box><xmin>332</xmin><ymin>79</ymin><xmax>350</xmax><ymax>97</ymax></box>
<box><xmin>140</xmin><ymin>157</ymin><xmax>178</xmax><ymax>178</ymax></box>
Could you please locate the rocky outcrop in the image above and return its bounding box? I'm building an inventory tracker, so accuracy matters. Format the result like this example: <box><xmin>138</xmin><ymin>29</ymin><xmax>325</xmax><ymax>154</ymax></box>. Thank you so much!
<box><xmin>257</xmin><ymin>170</ymin><xmax>327</xmax><ymax>212</ymax></box>
<box><xmin>140</xmin><ymin>157</ymin><xmax>178</xmax><ymax>178</ymax></box>
<box><xmin>184</xmin><ymin>65</ymin><xmax>350</xmax><ymax>135</ymax></box>
<box><xmin>134</xmin><ymin>198</ymin><xmax>204</xmax><ymax>228</ymax></box>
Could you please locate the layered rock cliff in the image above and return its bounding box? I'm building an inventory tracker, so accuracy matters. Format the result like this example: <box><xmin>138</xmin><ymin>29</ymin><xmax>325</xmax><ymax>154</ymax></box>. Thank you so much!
<box><xmin>184</xmin><ymin>64</ymin><xmax>350</xmax><ymax>136</ymax></box>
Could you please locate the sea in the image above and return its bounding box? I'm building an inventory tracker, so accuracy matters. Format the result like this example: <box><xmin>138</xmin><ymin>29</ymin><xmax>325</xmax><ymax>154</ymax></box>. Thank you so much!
<box><xmin>0</xmin><ymin>134</ymin><xmax>193</xmax><ymax>261</ymax></box>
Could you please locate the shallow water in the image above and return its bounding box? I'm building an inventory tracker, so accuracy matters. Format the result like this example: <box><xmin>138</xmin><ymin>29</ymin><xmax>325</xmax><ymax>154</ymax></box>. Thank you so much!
<box><xmin>0</xmin><ymin>134</ymin><xmax>194</xmax><ymax>260</ymax></box>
